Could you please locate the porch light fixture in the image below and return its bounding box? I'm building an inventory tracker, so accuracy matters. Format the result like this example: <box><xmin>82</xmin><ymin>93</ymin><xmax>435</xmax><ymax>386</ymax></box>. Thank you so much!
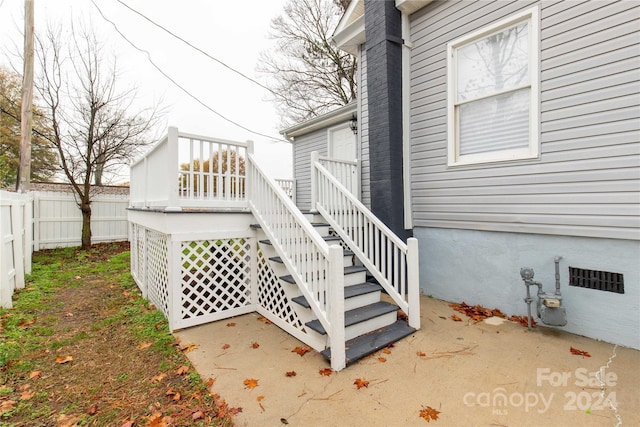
<box><xmin>349</xmin><ymin>115</ymin><xmax>358</xmax><ymax>135</ymax></box>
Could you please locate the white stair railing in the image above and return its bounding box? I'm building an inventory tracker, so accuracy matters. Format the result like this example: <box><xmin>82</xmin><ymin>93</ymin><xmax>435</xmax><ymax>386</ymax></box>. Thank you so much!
<box><xmin>247</xmin><ymin>148</ymin><xmax>346</xmax><ymax>371</ymax></box>
<box><xmin>313</xmin><ymin>158</ymin><xmax>421</xmax><ymax>330</ymax></box>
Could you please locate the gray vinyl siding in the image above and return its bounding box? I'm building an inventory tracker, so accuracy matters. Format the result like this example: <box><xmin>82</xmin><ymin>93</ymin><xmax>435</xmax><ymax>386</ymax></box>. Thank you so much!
<box><xmin>408</xmin><ymin>0</ymin><xmax>640</xmax><ymax>240</ymax></box>
<box><xmin>359</xmin><ymin>45</ymin><xmax>371</xmax><ymax>208</ymax></box>
<box><xmin>292</xmin><ymin>129</ymin><xmax>328</xmax><ymax>212</ymax></box>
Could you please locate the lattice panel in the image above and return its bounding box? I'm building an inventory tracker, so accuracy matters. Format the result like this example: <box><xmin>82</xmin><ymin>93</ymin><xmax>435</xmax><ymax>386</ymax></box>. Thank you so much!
<box><xmin>180</xmin><ymin>239</ymin><xmax>251</xmax><ymax>320</ymax></box>
<box><xmin>146</xmin><ymin>229</ymin><xmax>169</xmax><ymax>318</ymax></box>
<box><xmin>257</xmin><ymin>247</ymin><xmax>304</xmax><ymax>331</ymax></box>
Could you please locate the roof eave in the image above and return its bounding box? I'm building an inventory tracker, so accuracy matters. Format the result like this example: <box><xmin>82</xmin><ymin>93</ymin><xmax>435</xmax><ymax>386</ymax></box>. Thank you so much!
<box><xmin>395</xmin><ymin>0</ymin><xmax>434</xmax><ymax>15</ymax></box>
<box><xmin>280</xmin><ymin>103</ymin><xmax>357</xmax><ymax>140</ymax></box>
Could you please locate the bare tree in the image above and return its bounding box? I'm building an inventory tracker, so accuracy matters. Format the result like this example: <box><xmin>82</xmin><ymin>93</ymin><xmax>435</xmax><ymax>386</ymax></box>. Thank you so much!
<box><xmin>258</xmin><ymin>0</ymin><xmax>356</xmax><ymax>126</ymax></box>
<box><xmin>35</xmin><ymin>22</ymin><xmax>163</xmax><ymax>248</ymax></box>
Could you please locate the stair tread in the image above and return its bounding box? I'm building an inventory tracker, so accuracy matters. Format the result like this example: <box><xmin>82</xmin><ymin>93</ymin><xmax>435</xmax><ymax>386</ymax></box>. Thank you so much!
<box><xmin>305</xmin><ymin>301</ymin><xmax>398</xmax><ymax>335</ymax></box>
<box><xmin>320</xmin><ymin>321</ymin><xmax>416</xmax><ymax>364</ymax></box>
<box><xmin>280</xmin><ymin>265</ymin><xmax>366</xmax><ymax>284</ymax></box>
<box><xmin>269</xmin><ymin>250</ymin><xmax>354</xmax><ymax>264</ymax></box>
<box><xmin>292</xmin><ymin>282</ymin><xmax>383</xmax><ymax>308</ymax></box>
<box><xmin>259</xmin><ymin>235</ymin><xmax>340</xmax><ymax>246</ymax></box>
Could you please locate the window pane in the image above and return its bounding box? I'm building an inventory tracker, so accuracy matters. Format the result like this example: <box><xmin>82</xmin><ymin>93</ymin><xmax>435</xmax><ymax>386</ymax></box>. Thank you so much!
<box><xmin>457</xmin><ymin>21</ymin><xmax>529</xmax><ymax>102</ymax></box>
<box><xmin>459</xmin><ymin>88</ymin><xmax>530</xmax><ymax>156</ymax></box>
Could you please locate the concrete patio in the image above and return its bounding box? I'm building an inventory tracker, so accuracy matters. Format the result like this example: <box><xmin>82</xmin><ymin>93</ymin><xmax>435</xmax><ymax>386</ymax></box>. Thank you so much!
<box><xmin>176</xmin><ymin>296</ymin><xmax>639</xmax><ymax>426</ymax></box>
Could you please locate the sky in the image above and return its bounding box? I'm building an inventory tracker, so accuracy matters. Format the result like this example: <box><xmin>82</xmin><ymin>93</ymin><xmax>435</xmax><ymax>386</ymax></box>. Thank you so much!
<box><xmin>0</xmin><ymin>0</ymin><xmax>293</xmax><ymax>182</ymax></box>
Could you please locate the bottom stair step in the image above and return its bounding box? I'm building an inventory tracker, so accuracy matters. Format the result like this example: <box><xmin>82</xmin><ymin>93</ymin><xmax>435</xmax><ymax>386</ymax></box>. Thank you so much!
<box><xmin>305</xmin><ymin>301</ymin><xmax>397</xmax><ymax>335</ymax></box>
<box><xmin>320</xmin><ymin>321</ymin><xmax>416</xmax><ymax>365</ymax></box>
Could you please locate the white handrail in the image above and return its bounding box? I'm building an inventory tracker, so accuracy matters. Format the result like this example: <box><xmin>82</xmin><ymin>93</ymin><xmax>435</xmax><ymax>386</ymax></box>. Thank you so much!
<box><xmin>313</xmin><ymin>160</ymin><xmax>420</xmax><ymax>329</ymax></box>
<box><xmin>247</xmin><ymin>152</ymin><xmax>346</xmax><ymax>369</ymax></box>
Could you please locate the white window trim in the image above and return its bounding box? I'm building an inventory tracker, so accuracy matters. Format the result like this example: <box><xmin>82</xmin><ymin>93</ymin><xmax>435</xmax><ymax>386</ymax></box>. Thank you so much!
<box><xmin>447</xmin><ymin>6</ymin><xmax>540</xmax><ymax>167</ymax></box>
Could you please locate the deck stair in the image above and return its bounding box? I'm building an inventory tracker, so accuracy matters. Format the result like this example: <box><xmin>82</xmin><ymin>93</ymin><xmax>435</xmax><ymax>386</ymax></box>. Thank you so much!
<box><xmin>252</xmin><ymin>221</ymin><xmax>415</xmax><ymax>366</ymax></box>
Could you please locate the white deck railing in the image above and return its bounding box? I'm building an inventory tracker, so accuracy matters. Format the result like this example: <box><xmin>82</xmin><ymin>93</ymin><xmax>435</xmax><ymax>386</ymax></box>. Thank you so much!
<box><xmin>312</xmin><ymin>159</ymin><xmax>421</xmax><ymax>330</ymax></box>
<box><xmin>247</xmin><ymin>149</ymin><xmax>346</xmax><ymax>370</ymax></box>
<box><xmin>130</xmin><ymin>127</ymin><xmax>249</xmax><ymax>210</ymax></box>
<box><xmin>310</xmin><ymin>152</ymin><xmax>359</xmax><ymax>210</ymax></box>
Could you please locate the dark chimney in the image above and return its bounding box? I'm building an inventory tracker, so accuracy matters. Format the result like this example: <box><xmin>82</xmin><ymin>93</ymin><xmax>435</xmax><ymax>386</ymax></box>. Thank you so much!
<box><xmin>364</xmin><ymin>0</ymin><xmax>410</xmax><ymax>239</ymax></box>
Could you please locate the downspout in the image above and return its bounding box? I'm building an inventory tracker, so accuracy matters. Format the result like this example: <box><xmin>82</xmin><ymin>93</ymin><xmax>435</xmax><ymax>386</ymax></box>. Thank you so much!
<box><xmin>401</xmin><ymin>12</ymin><xmax>413</xmax><ymax>229</ymax></box>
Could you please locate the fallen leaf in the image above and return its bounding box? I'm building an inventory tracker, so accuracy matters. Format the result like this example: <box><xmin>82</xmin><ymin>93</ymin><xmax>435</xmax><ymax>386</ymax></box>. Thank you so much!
<box><xmin>18</xmin><ymin>318</ymin><xmax>36</xmax><ymax>328</ymax></box>
<box><xmin>257</xmin><ymin>316</ymin><xmax>272</xmax><ymax>324</ymax></box>
<box><xmin>138</xmin><ymin>341</ymin><xmax>152</xmax><ymax>350</ymax></box>
<box><xmin>419</xmin><ymin>405</ymin><xmax>441</xmax><ymax>422</ymax></box>
<box><xmin>378</xmin><ymin>357</ymin><xmax>387</xmax><ymax>363</ymax></box>
<box><xmin>281</xmin><ymin>418</ymin><xmax>289</xmax><ymax>424</ymax></box>
<box><xmin>451</xmin><ymin>314</ymin><xmax>462</xmax><ymax>322</ymax></box>
<box><xmin>397</xmin><ymin>311</ymin><xmax>408</xmax><ymax>321</ymax></box>
<box><xmin>383</xmin><ymin>347</ymin><xmax>392</xmax><ymax>355</ymax></box>
<box><xmin>319</xmin><ymin>368</ymin><xmax>333</xmax><ymax>376</ymax></box>
<box><xmin>222</xmin><ymin>343</ymin><xmax>230</xmax><ymax>350</ymax></box>
<box><xmin>151</xmin><ymin>373</ymin><xmax>167</xmax><ymax>383</ymax></box>
<box><xmin>147</xmin><ymin>304</ymin><xmax>156</xmax><ymax>311</ymax></box>
<box><xmin>243</xmin><ymin>378</ymin><xmax>259</xmax><ymax>389</ymax></box>
<box><xmin>354</xmin><ymin>378</ymin><xmax>369</xmax><ymax>389</ymax></box>
<box><xmin>251</xmin><ymin>341</ymin><xmax>260</xmax><ymax>349</ymax></box>
<box><xmin>122</xmin><ymin>291</ymin><xmax>130</xmax><ymax>297</ymax></box>
<box><xmin>179</xmin><ymin>343</ymin><xmax>198</xmax><ymax>353</ymax></box>
<box><xmin>64</xmin><ymin>312</ymin><xmax>74</xmax><ymax>318</ymax></box>
<box><xmin>57</xmin><ymin>413</ymin><xmax>81</xmax><ymax>427</ymax></box>
<box><xmin>228</xmin><ymin>407</ymin><xmax>243</xmax><ymax>415</ymax></box>
<box><xmin>29</xmin><ymin>370</ymin><xmax>42</xmax><ymax>379</ymax></box>
<box><xmin>120</xmin><ymin>421</ymin><xmax>134</xmax><ymax>427</ymax></box>
<box><xmin>570</xmin><ymin>346</ymin><xmax>591</xmax><ymax>357</ymax></box>
<box><xmin>74</xmin><ymin>276</ymin><xmax>81</xmax><ymax>280</ymax></box>
<box><xmin>176</xmin><ymin>365</ymin><xmax>189</xmax><ymax>375</ymax></box>
<box><xmin>417</xmin><ymin>351</ymin><xmax>426</xmax><ymax>357</ymax></box>
<box><xmin>20</xmin><ymin>389</ymin><xmax>35</xmax><ymax>400</ymax></box>
<box><xmin>205</xmin><ymin>377</ymin><xmax>215</xmax><ymax>389</ymax></box>
<box><xmin>146</xmin><ymin>411</ymin><xmax>170</xmax><ymax>427</ymax></box>
<box><xmin>285</xmin><ymin>371</ymin><xmax>297</xmax><ymax>377</ymax></box>
<box><xmin>86</xmin><ymin>403</ymin><xmax>98</xmax><ymax>415</ymax></box>
<box><xmin>226</xmin><ymin>322</ymin><xmax>236</xmax><ymax>327</ymax></box>
<box><xmin>256</xmin><ymin>395</ymin><xmax>265</xmax><ymax>402</ymax></box>
<box><xmin>0</xmin><ymin>400</ymin><xmax>16</xmax><ymax>414</ymax></box>
<box><xmin>292</xmin><ymin>346</ymin><xmax>311</xmax><ymax>356</ymax></box>
<box><xmin>56</xmin><ymin>355</ymin><xmax>73</xmax><ymax>364</ymax></box>
<box><xmin>173</xmin><ymin>391</ymin><xmax>181</xmax><ymax>401</ymax></box>
<box><xmin>192</xmin><ymin>410</ymin><xmax>205</xmax><ymax>420</ymax></box>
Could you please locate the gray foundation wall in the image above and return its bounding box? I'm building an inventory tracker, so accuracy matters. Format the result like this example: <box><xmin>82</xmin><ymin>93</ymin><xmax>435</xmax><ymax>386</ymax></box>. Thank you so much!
<box><xmin>415</xmin><ymin>227</ymin><xmax>640</xmax><ymax>350</ymax></box>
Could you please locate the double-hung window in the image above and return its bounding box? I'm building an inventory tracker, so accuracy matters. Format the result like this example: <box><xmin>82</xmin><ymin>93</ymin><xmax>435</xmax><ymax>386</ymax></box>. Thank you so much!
<box><xmin>447</xmin><ymin>7</ymin><xmax>539</xmax><ymax>166</ymax></box>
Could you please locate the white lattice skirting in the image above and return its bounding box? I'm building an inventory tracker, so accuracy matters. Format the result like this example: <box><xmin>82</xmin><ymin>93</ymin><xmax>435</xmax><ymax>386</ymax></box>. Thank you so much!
<box><xmin>129</xmin><ymin>222</ymin><xmax>316</xmax><ymax>338</ymax></box>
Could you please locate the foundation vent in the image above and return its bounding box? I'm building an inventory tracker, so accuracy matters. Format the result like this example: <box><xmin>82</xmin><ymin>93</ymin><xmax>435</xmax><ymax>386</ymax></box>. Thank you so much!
<box><xmin>568</xmin><ymin>267</ymin><xmax>624</xmax><ymax>294</ymax></box>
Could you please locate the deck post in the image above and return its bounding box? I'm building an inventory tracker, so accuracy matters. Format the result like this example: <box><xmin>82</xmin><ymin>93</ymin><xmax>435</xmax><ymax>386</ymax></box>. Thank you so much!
<box><xmin>328</xmin><ymin>244</ymin><xmax>345</xmax><ymax>371</ymax></box>
<box><xmin>166</xmin><ymin>127</ymin><xmax>181</xmax><ymax>211</ymax></box>
<box><xmin>407</xmin><ymin>237</ymin><xmax>421</xmax><ymax>329</ymax></box>
<box><xmin>310</xmin><ymin>151</ymin><xmax>319</xmax><ymax>213</ymax></box>
<box><xmin>168</xmin><ymin>236</ymin><xmax>182</xmax><ymax>331</ymax></box>
<box><xmin>246</xmin><ymin>141</ymin><xmax>254</xmax><ymax>204</ymax></box>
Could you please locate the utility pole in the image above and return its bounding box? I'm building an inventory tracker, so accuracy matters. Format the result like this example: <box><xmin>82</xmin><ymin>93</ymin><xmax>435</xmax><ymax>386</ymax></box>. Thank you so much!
<box><xmin>16</xmin><ymin>0</ymin><xmax>34</xmax><ymax>193</ymax></box>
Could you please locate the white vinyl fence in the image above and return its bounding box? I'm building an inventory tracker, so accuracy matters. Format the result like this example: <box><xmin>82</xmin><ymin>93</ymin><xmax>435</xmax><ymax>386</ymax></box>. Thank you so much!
<box><xmin>33</xmin><ymin>192</ymin><xmax>129</xmax><ymax>250</ymax></box>
<box><xmin>0</xmin><ymin>191</ymin><xmax>33</xmax><ymax>308</ymax></box>
<box><xmin>1</xmin><ymin>190</ymin><xmax>128</xmax><ymax>308</ymax></box>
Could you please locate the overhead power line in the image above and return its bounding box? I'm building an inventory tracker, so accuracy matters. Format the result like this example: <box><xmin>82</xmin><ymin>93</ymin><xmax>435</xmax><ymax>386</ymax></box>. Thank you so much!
<box><xmin>116</xmin><ymin>0</ymin><xmax>275</xmax><ymax>96</ymax></box>
<box><xmin>90</xmin><ymin>0</ymin><xmax>283</xmax><ymax>142</ymax></box>
<box><xmin>115</xmin><ymin>0</ymin><xmax>310</xmax><ymax>116</ymax></box>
